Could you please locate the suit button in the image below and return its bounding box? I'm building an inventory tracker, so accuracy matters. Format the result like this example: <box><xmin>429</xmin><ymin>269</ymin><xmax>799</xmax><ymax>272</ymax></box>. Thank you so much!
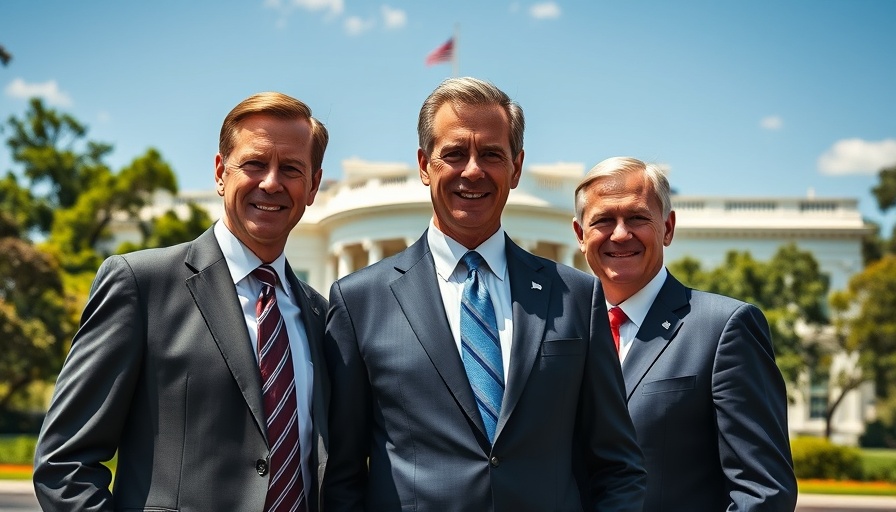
<box><xmin>256</xmin><ymin>459</ymin><xmax>269</xmax><ymax>476</ymax></box>
<box><xmin>490</xmin><ymin>456</ymin><xmax>500</xmax><ymax>467</ymax></box>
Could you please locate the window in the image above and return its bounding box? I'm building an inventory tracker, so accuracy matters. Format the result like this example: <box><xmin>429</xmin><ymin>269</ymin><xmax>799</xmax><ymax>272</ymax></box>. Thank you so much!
<box><xmin>809</xmin><ymin>379</ymin><xmax>828</xmax><ymax>419</ymax></box>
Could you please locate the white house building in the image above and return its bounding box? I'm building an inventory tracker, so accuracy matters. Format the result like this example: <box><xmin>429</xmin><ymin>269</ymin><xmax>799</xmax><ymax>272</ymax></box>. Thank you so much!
<box><xmin>127</xmin><ymin>158</ymin><xmax>875</xmax><ymax>444</ymax></box>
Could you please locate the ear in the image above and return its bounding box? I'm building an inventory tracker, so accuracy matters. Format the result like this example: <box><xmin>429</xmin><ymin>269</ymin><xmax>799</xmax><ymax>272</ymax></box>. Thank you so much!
<box><xmin>306</xmin><ymin>168</ymin><xmax>323</xmax><ymax>206</ymax></box>
<box><xmin>663</xmin><ymin>210</ymin><xmax>676</xmax><ymax>247</ymax></box>
<box><xmin>214</xmin><ymin>154</ymin><xmax>226</xmax><ymax>196</ymax></box>
<box><xmin>510</xmin><ymin>149</ymin><xmax>524</xmax><ymax>189</ymax></box>
<box><xmin>572</xmin><ymin>217</ymin><xmax>586</xmax><ymax>253</ymax></box>
<box><xmin>417</xmin><ymin>148</ymin><xmax>431</xmax><ymax>186</ymax></box>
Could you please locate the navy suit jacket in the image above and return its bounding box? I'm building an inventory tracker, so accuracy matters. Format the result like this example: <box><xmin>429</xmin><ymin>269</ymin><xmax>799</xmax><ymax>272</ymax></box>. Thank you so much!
<box><xmin>622</xmin><ymin>272</ymin><xmax>797</xmax><ymax>511</ymax></box>
<box><xmin>33</xmin><ymin>226</ymin><xmax>330</xmax><ymax>511</ymax></box>
<box><xmin>323</xmin><ymin>233</ymin><xmax>646</xmax><ymax>512</ymax></box>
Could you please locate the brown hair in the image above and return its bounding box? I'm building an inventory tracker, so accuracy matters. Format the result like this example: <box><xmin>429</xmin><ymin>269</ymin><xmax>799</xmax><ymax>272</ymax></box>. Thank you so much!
<box><xmin>219</xmin><ymin>92</ymin><xmax>329</xmax><ymax>170</ymax></box>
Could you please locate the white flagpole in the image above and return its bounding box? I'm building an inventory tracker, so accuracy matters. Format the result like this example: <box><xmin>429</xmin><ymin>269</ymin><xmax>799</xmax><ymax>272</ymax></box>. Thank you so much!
<box><xmin>452</xmin><ymin>24</ymin><xmax>460</xmax><ymax>77</ymax></box>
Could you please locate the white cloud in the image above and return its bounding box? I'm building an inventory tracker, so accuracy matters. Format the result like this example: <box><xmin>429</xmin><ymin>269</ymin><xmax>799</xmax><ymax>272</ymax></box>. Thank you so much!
<box><xmin>818</xmin><ymin>138</ymin><xmax>896</xmax><ymax>175</ymax></box>
<box><xmin>5</xmin><ymin>78</ymin><xmax>73</xmax><ymax>107</ymax></box>
<box><xmin>530</xmin><ymin>2</ymin><xmax>561</xmax><ymax>19</ymax></box>
<box><xmin>760</xmin><ymin>115</ymin><xmax>783</xmax><ymax>131</ymax></box>
<box><xmin>290</xmin><ymin>0</ymin><xmax>344</xmax><ymax>16</ymax></box>
<box><xmin>344</xmin><ymin>16</ymin><xmax>374</xmax><ymax>36</ymax></box>
<box><xmin>381</xmin><ymin>5</ymin><xmax>406</xmax><ymax>29</ymax></box>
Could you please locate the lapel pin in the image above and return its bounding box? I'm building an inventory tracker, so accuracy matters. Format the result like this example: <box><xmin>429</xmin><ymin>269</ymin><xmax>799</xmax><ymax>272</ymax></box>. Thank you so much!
<box><xmin>662</xmin><ymin>320</ymin><xmax>671</xmax><ymax>330</ymax></box>
<box><xmin>531</xmin><ymin>281</ymin><xmax>542</xmax><ymax>290</ymax></box>
<box><xmin>312</xmin><ymin>306</ymin><xmax>320</xmax><ymax>315</ymax></box>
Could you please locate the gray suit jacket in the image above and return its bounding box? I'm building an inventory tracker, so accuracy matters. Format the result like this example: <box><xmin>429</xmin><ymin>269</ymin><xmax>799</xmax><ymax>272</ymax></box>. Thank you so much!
<box><xmin>323</xmin><ymin>233</ymin><xmax>646</xmax><ymax>512</ymax></box>
<box><xmin>33</xmin><ymin>226</ymin><xmax>330</xmax><ymax>511</ymax></box>
<box><xmin>622</xmin><ymin>272</ymin><xmax>797</xmax><ymax>511</ymax></box>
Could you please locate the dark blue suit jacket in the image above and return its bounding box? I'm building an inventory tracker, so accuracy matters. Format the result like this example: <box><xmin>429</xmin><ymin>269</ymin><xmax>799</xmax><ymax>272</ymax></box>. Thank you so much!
<box><xmin>323</xmin><ymin>233</ymin><xmax>646</xmax><ymax>511</ymax></box>
<box><xmin>622</xmin><ymin>272</ymin><xmax>797</xmax><ymax>511</ymax></box>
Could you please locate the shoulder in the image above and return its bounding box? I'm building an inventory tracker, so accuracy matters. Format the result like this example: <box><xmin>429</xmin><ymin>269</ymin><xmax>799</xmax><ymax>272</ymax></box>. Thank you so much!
<box><xmin>512</xmin><ymin>247</ymin><xmax>596</xmax><ymax>291</ymax></box>
<box><xmin>686</xmin><ymin>288</ymin><xmax>768</xmax><ymax>327</ymax></box>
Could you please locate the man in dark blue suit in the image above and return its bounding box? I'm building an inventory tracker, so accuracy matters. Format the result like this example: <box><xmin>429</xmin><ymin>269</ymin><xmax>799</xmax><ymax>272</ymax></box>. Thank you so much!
<box><xmin>323</xmin><ymin>78</ymin><xmax>646</xmax><ymax>511</ymax></box>
<box><xmin>572</xmin><ymin>156</ymin><xmax>798</xmax><ymax>511</ymax></box>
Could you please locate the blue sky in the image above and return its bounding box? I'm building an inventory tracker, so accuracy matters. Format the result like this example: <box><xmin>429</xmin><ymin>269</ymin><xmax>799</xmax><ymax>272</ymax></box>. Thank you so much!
<box><xmin>2</xmin><ymin>1</ymin><xmax>895</xmax><ymax>230</ymax></box>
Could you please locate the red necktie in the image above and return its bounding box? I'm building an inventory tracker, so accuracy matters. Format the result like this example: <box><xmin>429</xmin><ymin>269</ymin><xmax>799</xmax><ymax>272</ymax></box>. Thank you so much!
<box><xmin>253</xmin><ymin>265</ymin><xmax>306</xmax><ymax>512</ymax></box>
<box><xmin>608</xmin><ymin>306</ymin><xmax>628</xmax><ymax>352</ymax></box>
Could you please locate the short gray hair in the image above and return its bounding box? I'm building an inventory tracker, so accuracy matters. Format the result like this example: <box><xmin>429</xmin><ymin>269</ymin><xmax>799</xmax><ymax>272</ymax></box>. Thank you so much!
<box><xmin>417</xmin><ymin>77</ymin><xmax>525</xmax><ymax>159</ymax></box>
<box><xmin>574</xmin><ymin>156</ymin><xmax>671</xmax><ymax>221</ymax></box>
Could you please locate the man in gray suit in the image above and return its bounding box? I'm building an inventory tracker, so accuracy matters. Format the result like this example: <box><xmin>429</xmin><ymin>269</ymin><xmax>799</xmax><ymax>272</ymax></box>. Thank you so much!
<box><xmin>323</xmin><ymin>77</ymin><xmax>646</xmax><ymax>512</ymax></box>
<box><xmin>572</xmin><ymin>156</ymin><xmax>798</xmax><ymax>511</ymax></box>
<box><xmin>33</xmin><ymin>92</ymin><xmax>330</xmax><ymax>511</ymax></box>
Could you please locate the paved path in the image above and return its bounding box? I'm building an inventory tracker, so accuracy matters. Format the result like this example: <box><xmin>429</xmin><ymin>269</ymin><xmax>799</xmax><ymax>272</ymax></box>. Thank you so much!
<box><xmin>1</xmin><ymin>480</ymin><xmax>896</xmax><ymax>511</ymax></box>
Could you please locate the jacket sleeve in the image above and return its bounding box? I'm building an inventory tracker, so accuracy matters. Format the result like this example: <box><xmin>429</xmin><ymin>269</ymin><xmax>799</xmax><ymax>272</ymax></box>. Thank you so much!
<box><xmin>33</xmin><ymin>256</ymin><xmax>145</xmax><ymax>511</ymax></box>
<box><xmin>714</xmin><ymin>303</ymin><xmax>798</xmax><ymax>511</ymax></box>
<box><xmin>321</xmin><ymin>280</ymin><xmax>371</xmax><ymax>511</ymax></box>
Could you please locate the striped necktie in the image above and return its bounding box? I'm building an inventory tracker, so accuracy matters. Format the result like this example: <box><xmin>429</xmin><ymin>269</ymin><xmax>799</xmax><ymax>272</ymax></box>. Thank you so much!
<box><xmin>460</xmin><ymin>251</ymin><xmax>504</xmax><ymax>443</ymax></box>
<box><xmin>253</xmin><ymin>265</ymin><xmax>306</xmax><ymax>512</ymax></box>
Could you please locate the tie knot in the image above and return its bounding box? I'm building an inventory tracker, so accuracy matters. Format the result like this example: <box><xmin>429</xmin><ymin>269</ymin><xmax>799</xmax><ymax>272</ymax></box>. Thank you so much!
<box><xmin>252</xmin><ymin>264</ymin><xmax>278</xmax><ymax>288</ymax></box>
<box><xmin>461</xmin><ymin>251</ymin><xmax>485</xmax><ymax>274</ymax></box>
<box><xmin>609</xmin><ymin>306</ymin><xmax>628</xmax><ymax>329</ymax></box>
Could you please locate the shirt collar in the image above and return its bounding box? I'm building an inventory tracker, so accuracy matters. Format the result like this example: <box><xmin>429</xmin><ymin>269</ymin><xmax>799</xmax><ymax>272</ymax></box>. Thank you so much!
<box><xmin>213</xmin><ymin>220</ymin><xmax>290</xmax><ymax>296</ymax></box>
<box><xmin>607</xmin><ymin>267</ymin><xmax>668</xmax><ymax>329</ymax></box>
<box><xmin>427</xmin><ymin>219</ymin><xmax>507</xmax><ymax>282</ymax></box>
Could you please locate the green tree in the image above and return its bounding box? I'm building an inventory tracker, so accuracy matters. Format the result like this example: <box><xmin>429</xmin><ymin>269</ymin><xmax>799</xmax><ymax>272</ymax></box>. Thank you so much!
<box><xmin>831</xmin><ymin>255</ymin><xmax>896</xmax><ymax>425</ymax></box>
<box><xmin>4</xmin><ymin>98</ymin><xmax>182</xmax><ymax>272</ymax></box>
<box><xmin>0</xmin><ymin>99</ymin><xmax>210</xmax><ymax>415</ymax></box>
<box><xmin>865</xmin><ymin>164</ymin><xmax>896</xmax><ymax>264</ymax></box>
<box><xmin>0</xmin><ymin>235</ymin><xmax>75</xmax><ymax>411</ymax></box>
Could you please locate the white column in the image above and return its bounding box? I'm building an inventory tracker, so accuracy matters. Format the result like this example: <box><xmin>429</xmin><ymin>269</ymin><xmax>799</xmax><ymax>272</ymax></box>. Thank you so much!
<box><xmin>363</xmin><ymin>239</ymin><xmax>383</xmax><ymax>266</ymax></box>
<box><xmin>334</xmin><ymin>243</ymin><xmax>352</xmax><ymax>279</ymax></box>
<box><xmin>557</xmin><ymin>244</ymin><xmax>575</xmax><ymax>267</ymax></box>
<box><xmin>324</xmin><ymin>253</ymin><xmax>336</xmax><ymax>289</ymax></box>
<box><xmin>516</xmin><ymin>239</ymin><xmax>536</xmax><ymax>252</ymax></box>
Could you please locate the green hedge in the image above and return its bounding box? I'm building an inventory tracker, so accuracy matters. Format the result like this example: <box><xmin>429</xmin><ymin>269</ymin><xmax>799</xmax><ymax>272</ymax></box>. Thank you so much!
<box><xmin>792</xmin><ymin>436</ymin><xmax>864</xmax><ymax>480</ymax></box>
<box><xmin>0</xmin><ymin>435</ymin><xmax>38</xmax><ymax>465</ymax></box>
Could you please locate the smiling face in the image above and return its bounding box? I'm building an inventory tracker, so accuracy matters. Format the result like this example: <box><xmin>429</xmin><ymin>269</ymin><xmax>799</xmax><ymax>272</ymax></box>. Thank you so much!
<box><xmin>573</xmin><ymin>171</ymin><xmax>675</xmax><ymax>304</ymax></box>
<box><xmin>215</xmin><ymin>114</ymin><xmax>321</xmax><ymax>262</ymax></box>
<box><xmin>417</xmin><ymin>102</ymin><xmax>523</xmax><ymax>249</ymax></box>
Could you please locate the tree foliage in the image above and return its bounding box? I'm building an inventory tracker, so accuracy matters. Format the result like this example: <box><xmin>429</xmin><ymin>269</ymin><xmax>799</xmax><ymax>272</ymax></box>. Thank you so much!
<box><xmin>830</xmin><ymin>255</ymin><xmax>896</xmax><ymax>402</ymax></box>
<box><xmin>0</xmin><ymin>98</ymin><xmax>211</xmax><ymax>414</ymax></box>
<box><xmin>4</xmin><ymin>98</ymin><xmax>182</xmax><ymax>271</ymax></box>
<box><xmin>0</xmin><ymin>237</ymin><xmax>75</xmax><ymax>409</ymax></box>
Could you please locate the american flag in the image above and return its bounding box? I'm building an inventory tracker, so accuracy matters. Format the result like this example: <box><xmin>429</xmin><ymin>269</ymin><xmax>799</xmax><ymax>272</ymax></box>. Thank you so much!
<box><xmin>425</xmin><ymin>38</ymin><xmax>454</xmax><ymax>66</ymax></box>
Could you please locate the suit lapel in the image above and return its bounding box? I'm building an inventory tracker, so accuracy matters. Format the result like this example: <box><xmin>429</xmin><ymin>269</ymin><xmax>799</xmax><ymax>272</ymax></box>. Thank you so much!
<box><xmin>390</xmin><ymin>235</ymin><xmax>485</xmax><ymax>436</ymax></box>
<box><xmin>622</xmin><ymin>274</ymin><xmax>688</xmax><ymax>400</ymax></box>
<box><xmin>497</xmin><ymin>238</ymin><xmax>549</xmax><ymax>437</ymax></box>
<box><xmin>184</xmin><ymin>228</ymin><xmax>267</xmax><ymax>439</ymax></box>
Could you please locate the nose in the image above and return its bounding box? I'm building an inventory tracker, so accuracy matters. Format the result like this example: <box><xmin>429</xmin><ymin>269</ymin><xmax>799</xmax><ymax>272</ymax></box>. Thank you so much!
<box><xmin>610</xmin><ymin>220</ymin><xmax>630</xmax><ymax>242</ymax></box>
<box><xmin>461</xmin><ymin>155</ymin><xmax>485</xmax><ymax>181</ymax></box>
<box><xmin>258</xmin><ymin>165</ymin><xmax>284</xmax><ymax>192</ymax></box>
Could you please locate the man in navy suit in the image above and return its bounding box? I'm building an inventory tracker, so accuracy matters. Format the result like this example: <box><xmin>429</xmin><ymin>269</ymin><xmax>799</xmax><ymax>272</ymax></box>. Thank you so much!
<box><xmin>572</xmin><ymin>156</ymin><xmax>798</xmax><ymax>511</ymax></box>
<box><xmin>323</xmin><ymin>78</ymin><xmax>646</xmax><ymax>511</ymax></box>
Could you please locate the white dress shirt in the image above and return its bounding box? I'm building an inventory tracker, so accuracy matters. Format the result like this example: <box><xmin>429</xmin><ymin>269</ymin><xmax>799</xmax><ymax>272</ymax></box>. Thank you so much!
<box><xmin>214</xmin><ymin>220</ymin><xmax>313</xmax><ymax>490</ymax></box>
<box><xmin>427</xmin><ymin>220</ymin><xmax>514</xmax><ymax>386</ymax></box>
<box><xmin>608</xmin><ymin>266</ymin><xmax>668</xmax><ymax>364</ymax></box>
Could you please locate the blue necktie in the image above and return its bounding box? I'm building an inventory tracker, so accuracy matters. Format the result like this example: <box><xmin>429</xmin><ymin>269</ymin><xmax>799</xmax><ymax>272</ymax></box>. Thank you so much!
<box><xmin>460</xmin><ymin>251</ymin><xmax>504</xmax><ymax>443</ymax></box>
